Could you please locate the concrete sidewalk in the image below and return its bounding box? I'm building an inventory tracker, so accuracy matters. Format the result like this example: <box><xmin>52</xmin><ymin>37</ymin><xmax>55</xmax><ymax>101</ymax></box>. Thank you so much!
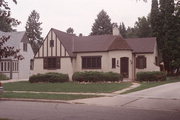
<box><xmin>1</xmin><ymin>79</ymin><xmax>28</xmax><ymax>83</ymax></box>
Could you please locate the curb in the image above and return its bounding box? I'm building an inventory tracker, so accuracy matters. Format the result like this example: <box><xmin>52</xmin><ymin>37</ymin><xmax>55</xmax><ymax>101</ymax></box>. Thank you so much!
<box><xmin>0</xmin><ymin>98</ymin><xmax>71</xmax><ymax>104</ymax></box>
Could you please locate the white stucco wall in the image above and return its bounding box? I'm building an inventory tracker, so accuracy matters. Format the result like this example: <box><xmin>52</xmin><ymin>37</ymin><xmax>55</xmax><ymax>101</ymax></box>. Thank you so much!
<box><xmin>33</xmin><ymin>57</ymin><xmax>74</xmax><ymax>81</ymax></box>
<box><xmin>74</xmin><ymin>50</ymin><xmax>133</xmax><ymax>80</ymax></box>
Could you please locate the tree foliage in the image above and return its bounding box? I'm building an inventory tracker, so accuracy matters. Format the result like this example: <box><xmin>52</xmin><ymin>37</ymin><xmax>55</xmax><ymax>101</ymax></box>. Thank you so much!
<box><xmin>90</xmin><ymin>10</ymin><xmax>112</xmax><ymax>35</ymax></box>
<box><xmin>0</xmin><ymin>0</ymin><xmax>23</xmax><ymax>60</ymax></box>
<box><xmin>25</xmin><ymin>10</ymin><xmax>43</xmax><ymax>54</ymax></box>
<box><xmin>66</xmin><ymin>27</ymin><xmax>74</xmax><ymax>34</ymax></box>
<box><xmin>119</xmin><ymin>22</ymin><xmax>127</xmax><ymax>38</ymax></box>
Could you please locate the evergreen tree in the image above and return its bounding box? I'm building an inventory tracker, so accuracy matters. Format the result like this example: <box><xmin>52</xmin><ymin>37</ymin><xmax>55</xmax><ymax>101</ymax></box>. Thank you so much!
<box><xmin>151</xmin><ymin>0</ymin><xmax>159</xmax><ymax>37</ymax></box>
<box><xmin>159</xmin><ymin>0</ymin><xmax>178</xmax><ymax>73</ymax></box>
<box><xmin>0</xmin><ymin>0</ymin><xmax>23</xmax><ymax>60</ymax></box>
<box><xmin>66</xmin><ymin>27</ymin><xmax>74</xmax><ymax>34</ymax></box>
<box><xmin>134</xmin><ymin>16</ymin><xmax>152</xmax><ymax>38</ymax></box>
<box><xmin>25</xmin><ymin>10</ymin><xmax>43</xmax><ymax>54</ymax></box>
<box><xmin>119</xmin><ymin>22</ymin><xmax>127</xmax><ymax>38</ymax></box>
<box><xmin>90</xmin><ymin>10</ymin><xmax>112</xmax><ymax>35</ymax></box>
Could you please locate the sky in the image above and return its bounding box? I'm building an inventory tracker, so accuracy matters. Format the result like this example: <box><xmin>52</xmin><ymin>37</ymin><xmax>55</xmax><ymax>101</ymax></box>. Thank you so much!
<box><xmin>9</xmin><ymin>0</ymin><xmax>152</xmax><ymax>37</ymax></box>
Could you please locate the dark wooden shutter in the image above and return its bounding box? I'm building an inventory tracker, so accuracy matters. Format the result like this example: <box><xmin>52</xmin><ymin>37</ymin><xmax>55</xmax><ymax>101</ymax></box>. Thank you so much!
<box><xmin>143</xmin><ymin>57</ymin><xmax>147</xmax><ymax>68</ymax></box>
<box><xmin>136</xmin><ymin>57</ymin><xmax>140</xmax><ymax>69</ymax></box>
<box><xmin>112</xmin><ymin>58</ymin><xmax>116</xmax><ymax>68</ymax></box>
<box><xmin>56</xmin><ymin>58</ymin><xmax>60</xmax><ymax>69</ymax></box>
<box><xmin>43</xmin><ymin>58</ymin><xmax>48</xmax><ymax>69</ymax></box>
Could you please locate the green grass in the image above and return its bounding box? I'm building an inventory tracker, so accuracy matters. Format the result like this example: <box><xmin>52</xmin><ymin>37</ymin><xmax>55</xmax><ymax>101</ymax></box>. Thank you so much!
<box><xmin>4</xmin><ymin>82</ymin><xmax>132</xmax><ymax>93</ymax></box>
<box><xmin>0</xmin><ymin>92</ymin><xmax>100</xmax><ymax>100</ymax></box>
<box><xmin>122</xmin><ymin>76</ymin><xmax>180</xmax><ymax>94</ymax></box>
<box><xmin>0</xmin><ymin>119</ymin><xmax>10</xmax><ymax>120</ymax></box>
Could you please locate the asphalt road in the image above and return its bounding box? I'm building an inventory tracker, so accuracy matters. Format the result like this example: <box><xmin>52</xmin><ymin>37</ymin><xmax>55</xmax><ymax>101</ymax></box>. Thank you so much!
<box><xmin>0</xmin><ymin>82</ymin><xmax>180</xmax><ymax>120</ymax></box>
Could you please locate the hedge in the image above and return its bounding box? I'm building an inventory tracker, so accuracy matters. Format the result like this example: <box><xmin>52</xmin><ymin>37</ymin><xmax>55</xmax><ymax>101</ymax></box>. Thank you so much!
<box><xmin>72</xmin><ymin>71</ymin><xmax>123</xmax><ymax>82</ymax></box>
<box><xmin>0</xmin><ymin>73</ymin><xmax>9</xmax><ymax>80</ymax></box>
<box><xmin>136</xmin><ymin>71</ymin><xmax>167</xmax><ymax>82</ymax></box>
<box><xmin>29</xmin><ymin>72</ymin><xmax>69</xmax><ymax>83</ymax></box>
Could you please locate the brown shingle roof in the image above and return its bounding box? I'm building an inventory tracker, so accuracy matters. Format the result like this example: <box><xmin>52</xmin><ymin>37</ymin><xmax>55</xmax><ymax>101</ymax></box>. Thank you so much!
<box><xmin>52</xmin><ymin>28</ymin><xmax>131</xmax><ymax>56</ymax></box>
<box><xmin>125</xmin><ymin>37</ymin><xmax>156</xmax><ymax>53</ymax></box>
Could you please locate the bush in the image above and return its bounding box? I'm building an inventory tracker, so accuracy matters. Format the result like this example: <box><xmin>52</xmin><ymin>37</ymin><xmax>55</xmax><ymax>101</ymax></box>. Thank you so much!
<box><xmin>0</xmin><ymin>73</ymin><xmax>10</xmax><ymax>80</ymax></box>
<box><xmin>136</xmin><ymin>71</ymin><xmax>167</xmax><ymax>82</ymax></box>
<box><xmin>72</xmin><ymin>71</ymin><xmax>123</xmax><ymax>82</ymax></box>
<box><xmin>29</xmin><ymin>72</ymin><xmax>69</xmax><ymax>83</ymax></box>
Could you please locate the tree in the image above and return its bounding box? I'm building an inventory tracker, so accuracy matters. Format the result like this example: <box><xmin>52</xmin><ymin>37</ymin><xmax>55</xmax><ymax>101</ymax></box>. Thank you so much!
<box><xmin>66</xmin><ymin>27</ymin><xmax>74</xmax><ymax>34</ymax></box>
<box><xmin>119</xmin><ymin>22</ymin><xmax>127</xmax><ymax>38</ymax></box>
<box><xmin>25</xmin><ymin>10</ymin><xmax>43</xmax><ymax>54</ymax></box>
<box><xmin>158</xmin><ymin>0</ymin><xmax>179</xmax><ymax>74</ymax></box>
<box><xmin>151</xmin><ymin>0</ymin><xmax>159</xmax><ymax>37</ymax></box>
<box><xmin>0</xmin><ymin>0</ymin><xmax>23</xmax><ymax>60</ymax></box>
<box><xmin>134</xmin><ymin>16</ymin><xmax>152</xmax><ymax>38</ymax></box>
<box><xmin>90</xmin><ymin>10</ymin><xmax>112</xmax><ymax>35</ymax></box>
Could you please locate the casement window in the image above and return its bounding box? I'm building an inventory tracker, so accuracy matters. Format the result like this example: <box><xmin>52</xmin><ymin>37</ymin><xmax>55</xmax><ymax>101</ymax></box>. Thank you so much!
<box><xmin>136</xmin><ymin>56</ymin><xmax>146</xmax><ymax>69</ymax></box>
<box><xmin>82</xmin><ymin>56</ymin><xmax>101</xmax><ymax>69</ymax></box>
<box><xmin>43</xmin><ymin>57</ymin><xmax>60</xmax><ymax>69</ymax></box>
<box><xmin>30</xmin><ymin>59</ymin><xmax>34</xmax><ymax>70</ymax></box>
<box><xmin>23</xmin><ymin>43</ymin><xmax>27</xmax><ymax>52</ymax></box>
<box><xmin>50</xmin><ymin>40</ymin><xmax>54</xmax><ymax>47</ymax></box>
<box><xmin>112</xmin><ymin>58</ymin><xmax>116</xmax><ymax>69</ymax></box>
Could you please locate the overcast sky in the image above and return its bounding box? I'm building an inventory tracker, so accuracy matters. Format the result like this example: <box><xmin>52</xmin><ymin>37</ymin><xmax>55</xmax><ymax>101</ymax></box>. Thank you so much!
<box><xmin>9</xmin><ymin>0</ymin><xmax>152</xmax><ymax>37</ymax></box>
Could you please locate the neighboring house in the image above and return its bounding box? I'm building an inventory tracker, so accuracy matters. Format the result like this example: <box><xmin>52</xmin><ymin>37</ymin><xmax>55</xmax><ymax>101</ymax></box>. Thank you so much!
<box><xmin>0</xmin><ymin>31</ymin><xmax>34</xmax><ymax>79</ymax></box>
<box><xmin>33</xmin><ymin>27</ymin><xmax>160</xmax><ymax>81</ymax></box>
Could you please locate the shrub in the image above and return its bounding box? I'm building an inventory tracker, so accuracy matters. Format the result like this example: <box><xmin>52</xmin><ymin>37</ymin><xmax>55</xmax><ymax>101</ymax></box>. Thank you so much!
<box><xmin>29</xmin><ymin>72</ymin><xmax>69</xmax><ymax>83</ymax></box>
<box><xmin>0</xmin><ymin>73</ymin><xmax>10</xmax><ymax>80</ymax></box>
<box><xmin>136</xmin><ymin>71</ymin><xmax>167</xmax><ymax>82</ymax></box>
<box><xmin>72</xmin><ymin>71</ymin><xmax>123</xmax><ymax>82</ymax></box>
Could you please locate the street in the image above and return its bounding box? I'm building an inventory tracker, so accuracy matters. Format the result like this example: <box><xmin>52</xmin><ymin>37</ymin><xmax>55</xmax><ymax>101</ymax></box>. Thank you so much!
<box><xmin>0</xmin><ymin>82</ymin><xmax>180</xmax><ymax>120</ymax></box>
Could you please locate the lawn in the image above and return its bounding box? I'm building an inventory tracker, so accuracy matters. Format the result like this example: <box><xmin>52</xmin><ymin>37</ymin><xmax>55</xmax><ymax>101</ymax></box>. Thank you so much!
<box><xmin>3</xmin><ymin>81</ymin><xmax>132</xmax><ymax>93</ymax></box>
<box><xmin>122</xmin><ymin>76</ymin><xmax>180</xmax><ymax>94</ymax></box>
<box><xmin>0</xmin><ymin>92</ymin><xmax>100</xmax><ymax>100</ymax></box>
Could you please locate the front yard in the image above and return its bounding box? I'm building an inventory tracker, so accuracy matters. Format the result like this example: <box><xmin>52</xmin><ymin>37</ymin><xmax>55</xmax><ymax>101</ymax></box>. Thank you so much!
<box><xmin>0</xmin><ymin>82</ymin><xmax>132</xmax><ymax>100</ymax></box>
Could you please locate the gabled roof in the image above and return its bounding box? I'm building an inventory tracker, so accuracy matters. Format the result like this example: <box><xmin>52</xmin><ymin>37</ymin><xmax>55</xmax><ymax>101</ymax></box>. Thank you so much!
<box><xmin>0</xmin><ymin>31</ymin><xmax>28</xmax><ymax>49</ymax></box>
<box><xmin>51</xmin><ymin>28</ymin><xmax>131</xmax><ymax>56</ymax></box>
<box><xmin>125</xmin><ymin>37</ymin><xmax>156</xmax><ymax>54</ymax></box>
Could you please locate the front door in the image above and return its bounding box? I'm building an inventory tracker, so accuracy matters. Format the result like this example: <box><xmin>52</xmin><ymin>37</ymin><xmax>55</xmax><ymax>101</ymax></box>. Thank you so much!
<box><xmin>120</xmin><ymin>57</ymin><xmax>129</xmax><ymax>78</ymax></box>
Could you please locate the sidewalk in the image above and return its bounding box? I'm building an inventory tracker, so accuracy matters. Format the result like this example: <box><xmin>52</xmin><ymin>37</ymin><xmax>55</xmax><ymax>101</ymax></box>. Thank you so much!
<box><xmin>1</xmin><ymin>79</ymin><xmax>28</xmax><ymax>83</ymax></box>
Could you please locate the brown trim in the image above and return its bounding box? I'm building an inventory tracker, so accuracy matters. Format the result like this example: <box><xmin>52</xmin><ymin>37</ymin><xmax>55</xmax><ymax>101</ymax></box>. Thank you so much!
<box><xmin>134</xmin><ymin>52</ymin><xmax>153</xmax><ymax>54</ymax></box>
<box><xmin>35</xmin><ymin>56</ymin><xmax>70</xmax><ymax>59</ymax></box>
<box><xmin>60</xmin><ymin>42</ymin><xmax>62</xmax><ymax>57</ymax></box>
<box><xmin>51</xmin><ymin>30</ymin><xmax>53</xmax><ymax>57</ymax></box>
<box><xmin>38</xmin><ymin>50</ymin><xmax>40</xmax><ymax>57</ymax></box>
<box><xmin>56</xmin><ymin>34</ymin><xmax>57</xmax><ymax>56</ymax></box>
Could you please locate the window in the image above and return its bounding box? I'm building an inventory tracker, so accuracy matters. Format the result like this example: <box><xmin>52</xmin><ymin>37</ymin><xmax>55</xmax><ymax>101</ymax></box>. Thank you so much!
<box><xmin>44</xmin><ymin>57</ymin><xmax>60</xmax><ymax>69</ymax></box>
<box><xmin>112</xmin><ymin>58</ymin><xmax>116</xmax><ymax>69</ymax></box>
<box><xmin>23</xmin><ymin>43</ymin><xmax>27</xmax><ymax>51</ymax></box>
<box><xmin>50</xmin><ymin>40</ymin><xmax>54</xmax><ymax>47</ymax></box>
<box><xmin>82</xmin><ymin>56</ymin><xmax>101</xmax><ymax>69</ymax></box>
<box><xmin>136</xmin><ymin>56</ymin><xmax>146</xmax><ymax>69</ymax></box>
<box><xmin>155</xmin><ymin>56</ymin><xmax>159</xmax><ymax>66</ymax></box>
<box><xmin>30</xmin><ymin>59</ymin><xmax>34</xmax><ymax>70</ymax></box>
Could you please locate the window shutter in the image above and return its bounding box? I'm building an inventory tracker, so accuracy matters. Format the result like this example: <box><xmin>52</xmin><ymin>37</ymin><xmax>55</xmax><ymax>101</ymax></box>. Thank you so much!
<box><xmin>43</xmin><ymin>58</ymin><xmax>48</xmax><ymax>69</ymax></box>
<box><xmin>112</xmin><ymin>58</ymin><xmax>116</xmax><ymax>68</ymax></box>
<box><xmin>136</xmin><ymin>57</ymin><xmax>140</xmax><ymax>69</ymax></box>
<box><xmin>144</xmin><ymin>57</ymin><xmax>147</xmax><ymax>68</ymax></box>
<box><xmin>56</xmin><ymin>58</ymin><xmax>60</xmax><ymax>69</ymax></box>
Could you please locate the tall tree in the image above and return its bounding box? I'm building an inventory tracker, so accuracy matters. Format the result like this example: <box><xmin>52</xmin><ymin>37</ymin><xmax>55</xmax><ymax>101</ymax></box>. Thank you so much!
<box><xmin>151</xmin><ymin>0</ymin><xmax>159</xmax><ymax>37</ymax></box>
<box><xmin>90</xmin><ymin>10</ymin><xmax>112</xmax><ymax>35</ymax></box>
<box><xmin>0</xmin><ymin>0</ymin><xmax>23</xmax><ymax>60</ymax></box>
<box><xmin>158</xmin><ymin>0</ymin><xmax>179</xmax><ymax>73</ymax></box>
<box><xmin>25</xmin><ymin>10</ymin><xmax>43</xmax><ymax>54</ymax></box>
<box><xmin>119</xmin><ymin>22</ymin><xmax>127</xmax><ymax>38</ymax></box>
<box><xmin>134</xmin><ymin>16</ymin><xmax>152</xmax><ymax>38</ymax></box>
<box><xmin>66</xmin><ymin>27</ymin><xmax>74</xmax><ymax>34</ymax></box>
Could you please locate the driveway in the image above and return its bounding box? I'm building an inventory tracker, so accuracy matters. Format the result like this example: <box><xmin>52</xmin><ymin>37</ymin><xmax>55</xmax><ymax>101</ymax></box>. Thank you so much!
<box><xmin>71</xmin><ymin>82</ymin><xmax>180</xmax><ymax>112</ymax></box>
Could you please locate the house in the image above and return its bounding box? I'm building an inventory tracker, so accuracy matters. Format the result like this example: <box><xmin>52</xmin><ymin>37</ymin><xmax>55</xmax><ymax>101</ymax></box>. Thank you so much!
<box><xmin>0</xmin><ymin>31</ymin><xmax>34</xmax><ymax>79</ymax></box>
<box><xmin>33</xmin><ymin>27</ymin><xmax>160</xmax><ymax>81</ymax></box>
